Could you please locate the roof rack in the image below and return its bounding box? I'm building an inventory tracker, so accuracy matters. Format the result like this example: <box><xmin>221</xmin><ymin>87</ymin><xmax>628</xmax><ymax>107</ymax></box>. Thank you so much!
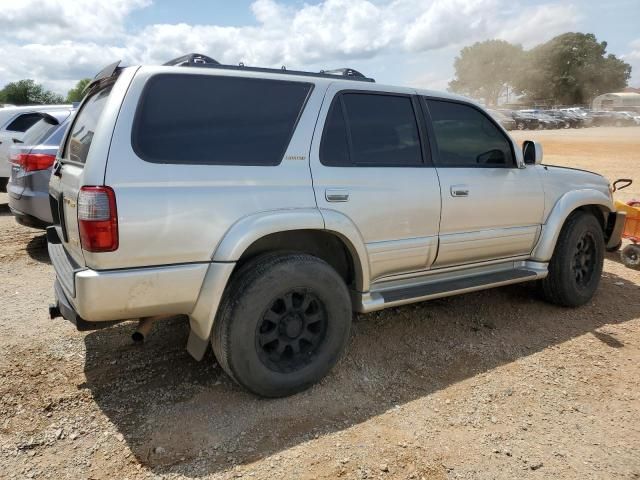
<box><xmin>165</xmin><ymin>53</ymin><xmax>375</xmax><ymax>82</ymax></box>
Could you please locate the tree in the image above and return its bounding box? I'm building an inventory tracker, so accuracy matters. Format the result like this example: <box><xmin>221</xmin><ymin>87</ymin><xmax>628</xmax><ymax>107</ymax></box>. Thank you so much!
<box><xmin>66</xmin><ymin>78</ymin><xmax>91</xmax><ymax>103</ymax></box>
<box><xmin>0</xmin><ymin>79</ymin><xmax>64</xmax><ymax>105</ymax></box>
<box><xmin>448</xmin><ymin>40</ymin><xmax>524</xmax><ymax>106</ymax></box>
<box><xmin>515</xmin><ymin>33</ymin><xmax>631</xmax><ymax>105</ymax></box>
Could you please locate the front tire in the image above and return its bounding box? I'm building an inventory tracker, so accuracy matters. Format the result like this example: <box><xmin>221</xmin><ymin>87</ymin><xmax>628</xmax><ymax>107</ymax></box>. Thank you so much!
<box><xmin>212</xmin><ymin>253</ymin><xmax>352</xmax><ymax>397</ymax></box>
<box><xmin>540</xmin><ymin>212</ymin><xmax>604</xmax><ymax>307</ymax></box>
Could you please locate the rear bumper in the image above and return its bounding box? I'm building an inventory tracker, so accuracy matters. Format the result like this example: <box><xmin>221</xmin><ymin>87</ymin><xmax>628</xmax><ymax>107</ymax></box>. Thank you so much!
<box><xmin>47</xmin><ymin>228</ymin><xmax>211</xmax><ymax>323</ymax></box>
<box><xmin>9</xmin><ymin>206</ymin><xmax>51</xmax><ymax>229</ymax></box>
<box><xmin>8</xmin><ymin>181</ymin><xmax>53</xmax><ymax>225</ymax></box>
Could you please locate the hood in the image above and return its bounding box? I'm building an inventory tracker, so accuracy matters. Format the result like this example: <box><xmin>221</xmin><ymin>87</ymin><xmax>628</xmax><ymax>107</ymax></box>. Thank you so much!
<box><xmin>541</xmin><ymin>164</ymin><xmax>611</xmax><ymax>199</ymax></box>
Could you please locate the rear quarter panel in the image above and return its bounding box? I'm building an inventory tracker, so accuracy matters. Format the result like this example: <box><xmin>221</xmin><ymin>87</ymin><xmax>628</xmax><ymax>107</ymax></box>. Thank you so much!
<box><xmin>98</xmin><ymin>67</ymin><xmax>327</xmax><ymax>270</ymax></box>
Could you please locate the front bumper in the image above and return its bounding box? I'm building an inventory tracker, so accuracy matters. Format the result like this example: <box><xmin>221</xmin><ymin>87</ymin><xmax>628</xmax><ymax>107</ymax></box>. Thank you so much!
<box><xmin>607</xmin><ymin>211</ymin><xmax>626</xmax><ymax>250</ymax></box>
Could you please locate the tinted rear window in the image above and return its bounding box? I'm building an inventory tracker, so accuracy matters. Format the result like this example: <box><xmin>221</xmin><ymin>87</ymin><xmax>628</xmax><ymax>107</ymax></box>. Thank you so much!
<box><xmin>21</xmin><ymin>116</ymin><xmax>62</xmax><ymax>146</ymax></box>
<box><xmin>132</xmin><ymin>74</ymin><xmax>312</xmax><ymax>165</ymax></box>
<box><xmin>65</xmin><ymin>86</ymin><xmax>112</xmax><ymax>164</ymax></box>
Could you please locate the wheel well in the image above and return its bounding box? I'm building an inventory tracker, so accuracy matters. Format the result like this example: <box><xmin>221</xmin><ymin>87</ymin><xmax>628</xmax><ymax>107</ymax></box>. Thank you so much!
<box><xmin>236</xmin><ymin>230</ymin><xmax>357</xmax><ymax>289</ymax></box>
<box><xmin>575</xmin><ymin>204</ymin><xmax>607</xmax><ymax>231</ymax></box>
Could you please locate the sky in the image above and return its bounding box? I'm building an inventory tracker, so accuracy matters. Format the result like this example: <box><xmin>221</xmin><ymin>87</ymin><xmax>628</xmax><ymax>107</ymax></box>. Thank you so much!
<box><xmin>0</xmin><ymin>0</ymin><xmax>639</xmax><ymax>96</ymax></box>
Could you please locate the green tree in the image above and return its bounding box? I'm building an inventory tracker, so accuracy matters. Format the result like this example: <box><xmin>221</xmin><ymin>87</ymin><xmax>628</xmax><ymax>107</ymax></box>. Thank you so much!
<box><xmin>66</xmin><ymin>78</ymin><xmax>91</xmax><ymax>103</ymax></box>
<box><xmin>448</xmin><ymin>40</ymin><xmax>524</xmax><ymax>106</ymax></box>
<box><xmin>0</xmin><ymin>79</ymin><xmax>64</xmax><ymax>105</ymax></box>
<box><xmin>515</xmin><ymin>33</ymin><xmax>631</xmax><ymax>105</ymax></box>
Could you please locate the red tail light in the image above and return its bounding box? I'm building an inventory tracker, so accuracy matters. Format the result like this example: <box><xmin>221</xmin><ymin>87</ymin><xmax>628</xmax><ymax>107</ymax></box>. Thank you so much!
<box><xmin>78</xmin><ymin>186</ymin><xmax>118</xmax><ymax>252</ymax></box>
<box><xmin>9</xmin><ymin>153</ymin><xmax>56</xmax><ymax>172</ymax></box>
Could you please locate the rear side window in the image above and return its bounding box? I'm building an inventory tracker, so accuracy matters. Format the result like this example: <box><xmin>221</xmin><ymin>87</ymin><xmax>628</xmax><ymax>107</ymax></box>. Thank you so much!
<box><xmin>132</xmin><ymin>74</ymin><xmax>313</xmax><ymax>165</ymax></box>
<box><xmin>4</xmin><ymin>113</ymin><xmax>42</xmax><ymax>133</ymax></box>
<box><xmin>320</xmin><ymin>93</ymin><xmax>423</xmax><ymax>167</ymax></box>
<box><xmin>426</xmin><ymin>100</ymin><xmax>514</xmax><ymax>168</ymax></box>
<box><xmin>65</xmin><ymin>86</ymin><xmax>112</xmax><ymax>164</ymax></box>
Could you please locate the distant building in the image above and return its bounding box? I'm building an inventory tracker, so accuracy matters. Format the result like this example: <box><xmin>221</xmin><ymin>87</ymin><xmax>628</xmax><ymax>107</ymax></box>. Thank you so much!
<box><xmin>592</xmin><ymin>92</ymin><xmax>640</xmax><ymax>111</ymax></box>
<box><xmin>622</xmin><ymin>87</ymin><xmax>640</xmax><ymax>94</ymax></box>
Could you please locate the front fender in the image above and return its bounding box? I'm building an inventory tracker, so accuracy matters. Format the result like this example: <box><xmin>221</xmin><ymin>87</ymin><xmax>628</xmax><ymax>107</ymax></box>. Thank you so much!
<box><xmin>531</xmin><ymin>189</ymin><xmax>613</xmax><ymax>262</ymax></box>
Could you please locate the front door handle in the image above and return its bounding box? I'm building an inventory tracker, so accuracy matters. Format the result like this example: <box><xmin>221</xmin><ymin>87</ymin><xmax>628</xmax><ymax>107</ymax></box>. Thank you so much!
<box><xmin>326</xmin><ymin>189</ymin><xmax>350</xmax><ymax>202</ymax></box>
<box><xmin>450</xmin><ymin>185</ymin><xmax>469</xmax><ymax>197</ymax></box>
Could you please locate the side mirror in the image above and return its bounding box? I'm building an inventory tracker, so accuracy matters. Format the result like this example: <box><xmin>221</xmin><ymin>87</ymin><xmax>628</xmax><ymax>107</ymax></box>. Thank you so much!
<box><xmin>523</xmin><ymin>140</ymin><xmax>543</xmax><ymax>165</ymax></box>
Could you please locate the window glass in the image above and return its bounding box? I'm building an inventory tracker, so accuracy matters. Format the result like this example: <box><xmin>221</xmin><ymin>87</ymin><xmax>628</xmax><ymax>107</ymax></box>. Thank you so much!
<box><xmin>45</xmin><ymin>122</ymin><xmax>69</xmax><ymax>146</ymax></box>
<box><xmin>319</xmin><ymin>100</ymin><xmax>350</xmax><ymax>166</ymax></box>
<box><xmin>132</xmin><ymin>74</ymin><xmax>312</xmax><ymax>165</ymax></box>
<box><xmin>5</xmin><ymin>113</ymin><xmax>42</xmax><ymax>133</ymax></box>
<box><xmin>65</xmin><ymin>86</ymin><xmax>112</xmax><ymax>164</ymax></box>
<box><xmin>343</xmin><ymin>93</ymin><xmax>421</xmax><ymax>166</ymax></box>
<box><xmin>427</xmin><ymin>100</ymin><xmax>513</xmax><ymax>167</ymax></box>
<box><xmin>21</xmin><ymin>117</ymin><xmax>60</xmax><ymax>146</ymax></box>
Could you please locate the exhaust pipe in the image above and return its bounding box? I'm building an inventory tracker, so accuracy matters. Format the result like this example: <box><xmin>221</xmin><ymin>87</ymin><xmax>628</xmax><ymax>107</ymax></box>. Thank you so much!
<box><xmin>131</xmin><ymin>315</ymin><xmax>170</xmax><ymax>343</ymax></box>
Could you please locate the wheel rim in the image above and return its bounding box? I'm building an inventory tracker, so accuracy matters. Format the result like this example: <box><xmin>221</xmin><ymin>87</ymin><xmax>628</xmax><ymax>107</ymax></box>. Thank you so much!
<box><xmin>573</xmin><ymin>232</ymin><xmax>596</xmax><ymax>286</ymax></box>
<box><xmin>256</xmin><ymin>290</ymin><xmax>328</xmax><ymax>373</ymax></box>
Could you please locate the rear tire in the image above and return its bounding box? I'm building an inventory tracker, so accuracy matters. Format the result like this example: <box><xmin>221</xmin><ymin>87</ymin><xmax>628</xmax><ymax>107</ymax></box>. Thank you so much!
<box><xmin>212</xmin><ymin>253</ymin><xmax>352</xmax><ymax>397</ymax></box>
<box><xmin>540</xmin><ymin>212</ymin><xmax>604</xmax><ymax>307</ymax></box>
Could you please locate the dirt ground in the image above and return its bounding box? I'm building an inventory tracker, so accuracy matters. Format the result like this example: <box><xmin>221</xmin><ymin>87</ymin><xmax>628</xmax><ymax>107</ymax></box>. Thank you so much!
<box><xmin>1</xmin><ymin>127</ymin><xmax>639</xmax><ymax>480</ymax></box>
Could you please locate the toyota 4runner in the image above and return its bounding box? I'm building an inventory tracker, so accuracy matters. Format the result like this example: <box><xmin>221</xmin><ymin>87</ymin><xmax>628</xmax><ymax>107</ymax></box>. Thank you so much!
<box><xmin>47</xmin><ymin>54</ymin><xmax>625</xmax><ymax>397</ymax></box>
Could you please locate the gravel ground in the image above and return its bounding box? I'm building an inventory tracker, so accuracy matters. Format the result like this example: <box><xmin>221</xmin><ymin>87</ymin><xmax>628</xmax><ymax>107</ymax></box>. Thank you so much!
<box><xmin>1</xmin><ymin>127</ymin><xmax>640</xmax><ymax>480</ymax></box>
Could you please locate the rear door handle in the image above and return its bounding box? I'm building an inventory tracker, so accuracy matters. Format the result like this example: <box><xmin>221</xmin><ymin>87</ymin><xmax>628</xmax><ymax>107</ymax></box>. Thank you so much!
<box><xmin>326</xmin><ymin>189</ymin><xmax>349</xmax><ymax>202</ymax></box>
<box><xmin>450</xmin><ymin>185</ymin><xmax>469</xmax><ymax>197</ymax></box>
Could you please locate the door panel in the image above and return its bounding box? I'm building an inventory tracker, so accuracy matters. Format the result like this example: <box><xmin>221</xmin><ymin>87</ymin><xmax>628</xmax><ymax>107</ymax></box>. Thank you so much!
<box><xmin>310</xmin><ymin>85</ymin><xmax>442</xmax><ymax>281</ymax></box>
<box><xmin>424</xmin><ymin>98</ymin><xmax>544</xmax><ymax>267</ymax></box>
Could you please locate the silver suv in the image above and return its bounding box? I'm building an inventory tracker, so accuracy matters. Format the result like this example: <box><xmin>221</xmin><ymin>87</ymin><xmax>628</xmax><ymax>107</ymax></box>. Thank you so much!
<box><xmin>47</xmin><ymin>54</ymin><xmax>625</xmax><ymax>397</ymax></box>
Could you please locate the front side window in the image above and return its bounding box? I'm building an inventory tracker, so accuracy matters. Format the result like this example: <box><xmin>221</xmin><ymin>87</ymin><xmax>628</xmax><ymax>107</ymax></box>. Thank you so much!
<box><xmin>65</xmin><ymin>86</ymin><xmax>112</xmax><ymax>164</ymax></box>
<box><xmin>320</xmin><ymin>93</ymin><xmax>423</xmax><ymax>167</ymax></box>
<box><xmin>132</xmin><ymin>74</ymin><xmax>312</xmax><ymax>166</ymax></box>
<box><xmin>426</xmin><ymin>99</ymin><xmax>514</xmax><ymax>168</ymax></box>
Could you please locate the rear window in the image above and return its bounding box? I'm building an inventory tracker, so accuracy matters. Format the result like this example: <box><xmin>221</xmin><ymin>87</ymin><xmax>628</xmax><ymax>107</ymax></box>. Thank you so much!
<box><xmin>132</xmin><ymin>74</ymin><xmax>313</xmax><ymax>165</ymax></box>
<box><xmin>20</xmin><ymin>116</ymin><xmax>62</xmax><ymax>146</ymax></box>
<box><xmin>65</xmin><ymin>86</ymin><xmax>112</xmax><ymax>164</ymax></box>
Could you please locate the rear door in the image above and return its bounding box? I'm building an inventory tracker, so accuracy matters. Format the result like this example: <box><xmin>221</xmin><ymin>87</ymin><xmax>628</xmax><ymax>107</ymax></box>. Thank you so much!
<box><xmin>310</xmin><ymin>84</ymin><xmax>441</xmax><ymax>281</ymax></box>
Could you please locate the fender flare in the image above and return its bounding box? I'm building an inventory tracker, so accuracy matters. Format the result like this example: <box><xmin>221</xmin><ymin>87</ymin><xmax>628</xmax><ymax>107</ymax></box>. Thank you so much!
<box><xmin>531</xmin><ymin>189</ymin><xmax>613</xmax><ymax>262</ymax></box>
<box><xmin>186</xmin><ymin>208</ymin><xmax>371</xmax><ymax>360</ymax></box>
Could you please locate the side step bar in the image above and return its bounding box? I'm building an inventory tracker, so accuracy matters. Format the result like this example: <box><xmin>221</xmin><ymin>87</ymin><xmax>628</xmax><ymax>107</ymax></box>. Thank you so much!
<box><xmin>357</xmin><ymin>263</ymin><xmax>547</xmax><ymax>313</ymax></box>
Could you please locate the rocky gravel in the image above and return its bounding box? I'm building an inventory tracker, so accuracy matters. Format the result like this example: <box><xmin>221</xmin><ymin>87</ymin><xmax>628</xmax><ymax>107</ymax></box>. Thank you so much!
<box><xmin>1</xmin><ymin>127</ymin><xmax>640</xmax><ymax>479</ymax></box>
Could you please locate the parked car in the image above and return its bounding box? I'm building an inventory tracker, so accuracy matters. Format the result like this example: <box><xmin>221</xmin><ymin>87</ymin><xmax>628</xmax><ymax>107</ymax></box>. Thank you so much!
<box><xmin>7</xmin><ymin>108</ymin><xmax>75</xmax><ymax>228</ymax></box>
<box><xmin>544</xmin><ymin>110</ymin><xmax>583</xmax><ymax>128</ymax></box>
<box><xmin>47</xmin><ymin>54</ymin><xmax>624</xmax><ymax>397</ymax></box>
<box><xmin>487</xmin><ymin>109</ymin><xmax>516</xmax><ymax>130</ymax></box>
<box><xmin>589</xmin><ymin>111</ymin><xmax>636</xmax><ymax>127</ymax></box>
<box><xmin>508</xmin><ymin>110</ymin><xmax>540</xmax><ymax>130</ymax></box>
<box><xmin>520</xmin><ymin>110</ymin><xmax>563</xmax><ymax>129</ymax></box>
<box><xmin>0</xmin><ymin>105</ymin><xmax>72</xmax><ymax>191</ymax></box>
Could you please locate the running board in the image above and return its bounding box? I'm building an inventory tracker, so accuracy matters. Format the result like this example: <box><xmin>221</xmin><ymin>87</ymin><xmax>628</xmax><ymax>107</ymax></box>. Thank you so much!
<box><xmin>355</xmin><ymin>263</ymin><xmax>547</xmax><ymax>313</ymax></box>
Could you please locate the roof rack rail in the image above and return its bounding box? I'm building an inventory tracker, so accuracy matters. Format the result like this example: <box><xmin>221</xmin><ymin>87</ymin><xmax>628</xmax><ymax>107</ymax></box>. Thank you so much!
<box><xmin>165</xmin><ymin>53</ymin><xmax>375</xmax><ymax>82</ymax></box>
<box><xmin>163</xmin><ymin>53</ymin><xmax>220</xmax><ymax>67</ymax></box>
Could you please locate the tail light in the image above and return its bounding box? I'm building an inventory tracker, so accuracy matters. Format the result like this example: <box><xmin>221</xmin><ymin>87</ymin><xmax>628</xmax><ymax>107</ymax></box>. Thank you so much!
<box><xmin>9</xmin><ymin>153</ymin><xmax>56</xmax><ymax>172</ymax></box>
<box><xmin>77</xmin><ymin>186</ymin><xmax>118</xmax><ymax>252</ymax></box>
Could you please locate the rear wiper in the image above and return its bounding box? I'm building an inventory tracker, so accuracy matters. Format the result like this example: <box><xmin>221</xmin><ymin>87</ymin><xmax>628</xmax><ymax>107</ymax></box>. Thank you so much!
<box><xmin>12</xmin><ymin>138</ymin><xmax>23</xmax><ymax>144</ymax></box>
